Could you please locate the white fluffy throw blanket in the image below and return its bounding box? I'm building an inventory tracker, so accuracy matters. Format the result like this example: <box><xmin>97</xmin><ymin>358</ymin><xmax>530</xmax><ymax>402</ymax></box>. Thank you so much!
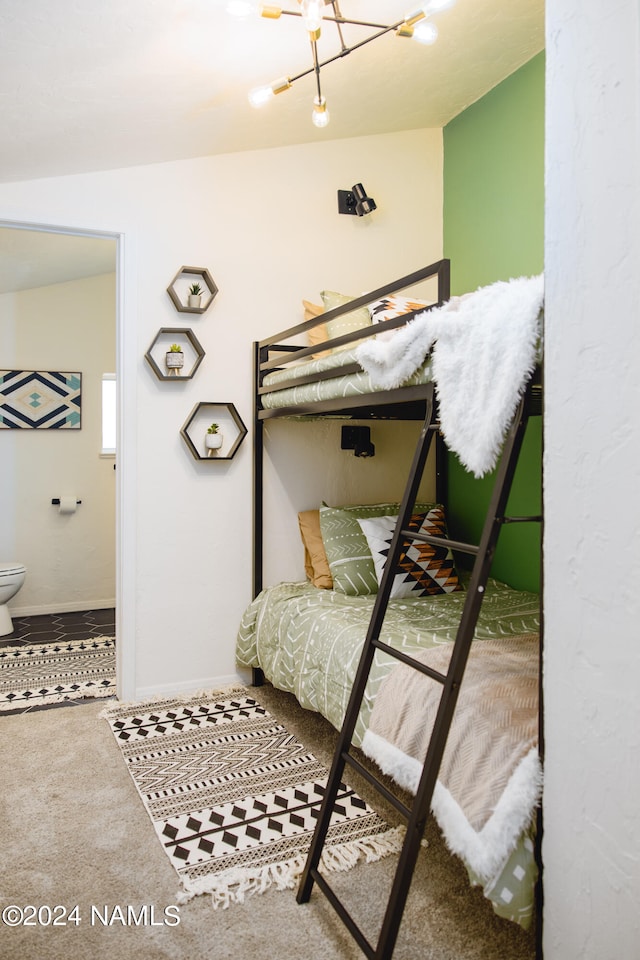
<box><xmin>355</xmin><ymin>274</ymin><xmax>544</xmax><ymax>477</ymax></box>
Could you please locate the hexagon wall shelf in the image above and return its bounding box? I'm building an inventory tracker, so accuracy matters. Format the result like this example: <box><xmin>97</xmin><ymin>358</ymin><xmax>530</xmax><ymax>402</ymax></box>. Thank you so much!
<box><xmin>180</xmin><ymin>402</ymin><xmax>248</xmax><ymax>462</ymax></box>
<box><xmin>145</xmin><ymin>327</ymin><xmax>205</xmax><ymax>381</ymax></box>
<box><xmin>167</xmin><ymin>265</ymin><xmax>218</xmax><ymax>315</ymax></box>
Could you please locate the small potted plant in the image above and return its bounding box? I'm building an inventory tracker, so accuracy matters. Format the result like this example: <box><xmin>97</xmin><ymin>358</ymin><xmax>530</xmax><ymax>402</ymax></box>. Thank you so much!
<box><xmin>188</xmin><ymin>282</ymin><xmax>204</xmax><ymax>309</ymax></box>
<box><xmin>165</xmin><ymin>342</ymin><xmax>184</xmax><ymax>375</ymax></box>
<box><xmin>205</xmin><ymin>422</ymin><xmax>223</xmax><ymax>456</ymax></box>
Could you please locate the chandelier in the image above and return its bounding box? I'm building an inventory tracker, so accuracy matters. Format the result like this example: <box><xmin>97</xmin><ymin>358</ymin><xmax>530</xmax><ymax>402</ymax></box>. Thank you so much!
<box><xmin>227</xmin><ymin>0</ymin><xmax>456</xmax><ymax>128</ymax></box>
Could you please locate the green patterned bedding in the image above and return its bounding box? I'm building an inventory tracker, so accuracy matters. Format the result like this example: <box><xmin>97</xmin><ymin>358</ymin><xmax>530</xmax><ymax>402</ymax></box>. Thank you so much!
<box><xmin>236</xmin><ymin>577</ymin><xmax>541</xmax><ymax>927</ymax></box>
<box><xmin>261</xmin><ymin>347</ymin><xmax>433</xmax><ymax>409</ymax></box>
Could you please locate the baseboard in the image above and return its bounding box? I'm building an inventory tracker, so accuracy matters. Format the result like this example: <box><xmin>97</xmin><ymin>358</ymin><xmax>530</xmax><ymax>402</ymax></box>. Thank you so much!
<box><xmin>134</xmin><ymin>673</ymin><xmax>247</xmax><ymax>703</ymax></box>
<box><xmin>9</xmin><ymin>599</ymin><xmax>116</xmax><ymax>617</ymax></box>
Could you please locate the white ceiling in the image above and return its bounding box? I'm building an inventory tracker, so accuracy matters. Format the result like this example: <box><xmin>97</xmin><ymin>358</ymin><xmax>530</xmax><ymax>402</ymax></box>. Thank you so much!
<box><xmin>0</xmin><ymin>0</ymin><xmax>544</xmax><ymax>291</ymax></box>
<box><xmin>0</xmin><ymin>227</ymin><xmax>116</xmax><ymax>295</ymax></box>
<box><xmin>0</xmin><ymin>0</ymin><xmax>544</xmax><ymax>183</ymax></box>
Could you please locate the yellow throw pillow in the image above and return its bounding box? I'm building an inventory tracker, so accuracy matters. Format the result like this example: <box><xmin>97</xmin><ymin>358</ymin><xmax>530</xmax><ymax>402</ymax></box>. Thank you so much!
<box><xmin>298</xmin><ymin>509</ymin><xmax>333</xmax><ymax>589</ymax></box>
<box><xmin>302</xmin><ymin>299</ymin><xmax>330</xmax><ymax>358</ymax></box>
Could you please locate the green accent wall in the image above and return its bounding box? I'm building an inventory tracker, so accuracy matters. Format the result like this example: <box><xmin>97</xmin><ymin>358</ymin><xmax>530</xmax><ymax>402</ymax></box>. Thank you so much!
<box><xmin>443</xmin><ymin>52</ymin><xmax>544</xmax><ymax>593</ymax></box>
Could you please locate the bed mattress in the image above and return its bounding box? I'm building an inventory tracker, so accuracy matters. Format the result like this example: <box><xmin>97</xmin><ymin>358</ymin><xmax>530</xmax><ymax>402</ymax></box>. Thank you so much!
<box><xmin>236</xmin><ymin>577</ymin><xmax>541</xmax><ymax>928</ymax></box>
<box><xmin>237</xmin><ymin>576</ymin><xmax>539</xmax><ymax>746</ymax></box>
<box><xmin>260</xmin><ymin>346</ymin><xmax>433</xmax><ymax>409</ymax></box>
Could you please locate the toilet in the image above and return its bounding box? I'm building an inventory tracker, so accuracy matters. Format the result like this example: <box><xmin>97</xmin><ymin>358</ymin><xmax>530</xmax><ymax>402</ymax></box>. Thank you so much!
<box><xmin>0</xmin><ymin>563</ymin><xmax>27</xmax><ymax>636</ymax></box>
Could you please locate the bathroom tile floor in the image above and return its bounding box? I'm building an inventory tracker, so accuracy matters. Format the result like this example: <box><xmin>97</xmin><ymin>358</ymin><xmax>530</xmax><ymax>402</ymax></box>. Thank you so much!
<box><xmin>0</xmin><ymin>608</ymin><xmax>116</xmax><ymax>648</ymax></box>
<box><xmin>0</xmin><ymin>609</ymin><xmax>116</xmax><ymax>715</ymax></box>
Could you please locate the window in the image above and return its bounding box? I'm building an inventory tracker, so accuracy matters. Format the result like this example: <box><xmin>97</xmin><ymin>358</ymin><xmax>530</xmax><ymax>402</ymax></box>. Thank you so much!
<box><xmin>101</xmin><ymin>373</ymin><xmax>116</xmax><ymax>456</ymax></box>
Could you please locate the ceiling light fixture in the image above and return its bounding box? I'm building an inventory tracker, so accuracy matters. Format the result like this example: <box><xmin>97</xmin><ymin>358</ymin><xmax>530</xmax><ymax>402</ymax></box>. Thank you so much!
<box><xmin>229</xmin><ymin>0</ymin><xmax>456</xmax><ymax>128</ymax></box>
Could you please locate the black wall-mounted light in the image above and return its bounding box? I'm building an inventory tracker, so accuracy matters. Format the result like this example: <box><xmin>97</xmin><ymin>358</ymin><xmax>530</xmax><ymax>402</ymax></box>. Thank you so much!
<box><xmin>338</xmin><ymin>183</ymin><xmax>377</xmax><ymax>217</ymax></box>
<box><xmin>341</xmin><ymin>425</ymin><xmax>375</xmax><ymax>458</ymax></box>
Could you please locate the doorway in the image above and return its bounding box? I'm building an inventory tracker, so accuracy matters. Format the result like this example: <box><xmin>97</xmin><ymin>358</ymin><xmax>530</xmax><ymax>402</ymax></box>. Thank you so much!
<box><xmin>0</xmin><ymin>221</ymin><xmax>123</xmax><ymax>692</ymax></box>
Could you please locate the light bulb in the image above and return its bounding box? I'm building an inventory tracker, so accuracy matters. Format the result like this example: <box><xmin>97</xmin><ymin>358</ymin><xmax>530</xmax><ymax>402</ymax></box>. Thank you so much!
<box><xmin>249</xmin><ymin>77</ymin><xmax>291</xmax><ymax>108</ymax></box>
<box><xmin>403</xmin><ymin>0</ymin><xmax>455</xmax><ymax>27</ymax></box>
<box><xmin>300</xmin><ymin>0</ymin><xmax>324</xmax><ymax>33</ymax></box>
<box><xmin>248</xmin><ymin>85</ymin><xmax>273</xmax><ymax>108</ymax></box>
<box><xmin>312</xmin><ymin>96</ymin><xmax>330</xmax><ymax>128</ymax></box>
<box><xmin>414</xmin><ymin>20</ymin><xmax>438</xmax><ymax>44</ymax></box>
<box><xmin>226</xmin><ymin>0</ymin><xmax>254</xmax><ymax>18</ymax></box>
<box><xmin>423</xmin><ymin>0</ymin><xmax>456</xmax><ymax>12</ymax></box>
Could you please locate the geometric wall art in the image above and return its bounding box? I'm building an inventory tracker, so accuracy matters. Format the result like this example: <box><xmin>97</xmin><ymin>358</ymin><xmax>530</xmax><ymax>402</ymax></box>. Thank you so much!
<box><xmin>0</xmin><ymin>371</ymin><xmax>82</xmax><ymax>429</ymax></box>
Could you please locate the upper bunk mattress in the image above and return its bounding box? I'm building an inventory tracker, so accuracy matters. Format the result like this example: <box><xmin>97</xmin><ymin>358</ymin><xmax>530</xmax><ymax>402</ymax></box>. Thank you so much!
<box><xmin>260</xmin><ymin>346</ymin><xmax>433</xmax><ymax>410</ymax></box>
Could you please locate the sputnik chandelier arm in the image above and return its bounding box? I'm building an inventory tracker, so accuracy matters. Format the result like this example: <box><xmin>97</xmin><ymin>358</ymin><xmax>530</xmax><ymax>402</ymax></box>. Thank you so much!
<box><xmin>228</xmin><ymin>0</ymin><xmax>456</xmax><ymax>128</ymax></box>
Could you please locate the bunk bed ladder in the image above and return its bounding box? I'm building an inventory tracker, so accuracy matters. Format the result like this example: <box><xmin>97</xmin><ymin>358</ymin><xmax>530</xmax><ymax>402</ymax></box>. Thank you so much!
<box><xmin>297</xmin><ymin>371</ymin><xmax>542</xmax><ymax>960</ymax></box>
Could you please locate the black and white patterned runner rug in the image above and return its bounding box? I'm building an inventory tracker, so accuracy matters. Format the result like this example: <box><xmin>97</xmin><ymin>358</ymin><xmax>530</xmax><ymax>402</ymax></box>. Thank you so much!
<box><xmin>102</xmin><ymin>689</ymin><xmax>403</xmax><ymax>907</ymax></box>
<box><xmin>0</xmin><ymin>637</ymin><xmax>116</xmax><ymax>712</ymax></box>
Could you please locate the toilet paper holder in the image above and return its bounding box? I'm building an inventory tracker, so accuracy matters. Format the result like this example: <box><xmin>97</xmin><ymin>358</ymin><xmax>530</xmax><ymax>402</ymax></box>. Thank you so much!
<box><xmin>51</xmin><ymin>498</ymin><xmax>82</xmax><ymax>505</ymax></box>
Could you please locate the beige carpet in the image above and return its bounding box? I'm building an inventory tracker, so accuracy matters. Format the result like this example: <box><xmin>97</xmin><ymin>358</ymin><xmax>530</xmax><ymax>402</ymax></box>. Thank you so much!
<box><xmin>0</xmin><ymin>683</ymin><xmax>537</xmax><ymax>960</ymax></box>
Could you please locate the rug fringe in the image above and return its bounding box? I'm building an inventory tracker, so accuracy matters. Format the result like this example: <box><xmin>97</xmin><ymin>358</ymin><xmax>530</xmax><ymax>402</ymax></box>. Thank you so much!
<box><xmin>177</xmin><ymin>824</ymin><xmax>406</xmax><ymax>910</ymax></box>
<box><xmin>2</xmin><ymin>685</ymin><xmax>116</xmax><ymax>714</ymax></box>
<box><xmin>98</xmin><ymin>685</ymin><xmax>251</xmax><ymax>718</ymax></box>
<box><xmin>0</xmin><ymin>636</ymin><xmax>115</xmax><ymax>653</ymax></box>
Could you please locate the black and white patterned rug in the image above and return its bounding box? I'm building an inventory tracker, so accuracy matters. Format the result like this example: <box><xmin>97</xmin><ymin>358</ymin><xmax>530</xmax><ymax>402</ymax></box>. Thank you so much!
<box><xmin>102</xmin><ymin>689</ymin><xmax>403</xmax><ymax>907</ymax></box>
<box><xmin>0</xmin><ymin>637</ymin><xmax>116</xmax><ymax>712</ymax></box>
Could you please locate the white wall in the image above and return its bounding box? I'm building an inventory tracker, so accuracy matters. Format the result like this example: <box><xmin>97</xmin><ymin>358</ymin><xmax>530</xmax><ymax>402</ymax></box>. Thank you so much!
<box><xmin>0</xmin><ymin>272</ymin><xmax>116</xmax><ymax>615</ymax></box>
<box><xmin>544</xmin><ymin>2</ymin><xmax>640</xmax><ymax>956</ymax></box>
<box><xmin>0</xmin><ymin>127</ymin><xmax>443</xmax><ymax>699</ymax></box>
<box><xmin>262</xmin><ymin>419</ymin><xmax>438</xmax><ymax>587</ymax></box>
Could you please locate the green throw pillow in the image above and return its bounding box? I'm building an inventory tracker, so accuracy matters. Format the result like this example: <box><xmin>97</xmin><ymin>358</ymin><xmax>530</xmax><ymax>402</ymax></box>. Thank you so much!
<box><xmin>320</xmin><ymin>290</ymin><xmax>371</xmax><ymax>348</ymax></box>
<box><xmin>319</xmin><ymin>501</ymin><xmax>436</xmax><ymax>596</ymax></box>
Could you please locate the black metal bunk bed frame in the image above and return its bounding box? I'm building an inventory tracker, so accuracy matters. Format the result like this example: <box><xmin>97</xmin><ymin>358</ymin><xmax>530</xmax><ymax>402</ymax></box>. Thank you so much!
<box><xmin>253</xmin><ymin>259</ymin><xmax>451</xmax><ymax>600</ymax></box>
<box><xmin>251</xmin><ymin>258</ymin><xmax>543</xmax><ymax>959</ymax></box>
